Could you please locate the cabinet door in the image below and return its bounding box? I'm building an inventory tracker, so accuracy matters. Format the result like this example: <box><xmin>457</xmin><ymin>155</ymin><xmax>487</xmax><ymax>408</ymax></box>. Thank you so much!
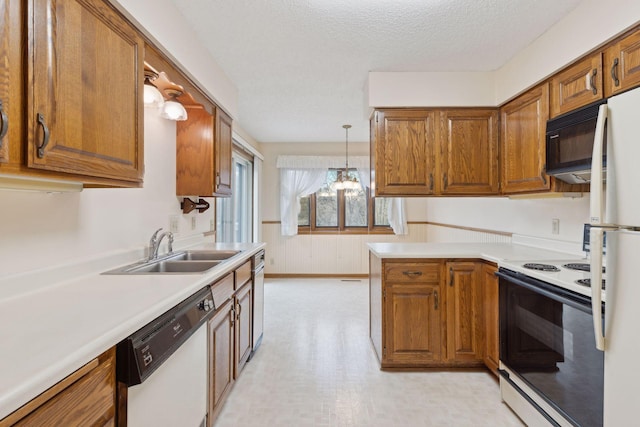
<box><xmin>215</xmin><ymin>108</ymin><xmax>233</xmax><ymax>196</ymax></box>
<box><xmin>0</xmin><ymin>0</ymin><xmax>14</xmax><ymax>163</ymax></box>
<box><xmin>234</xmin><ymin>282</ymin><xmax>253</xmax><ymax>377</ymax></box>
<box><xmin>604</xmin><ymin>28</ymin><xmax>640</xmax><ymax>96</ymax></box>
<box><xmin>4</xmin><ymin>348</ymin><xmax>116</xmax><ymax>426</ymax></box>
<box><xmin>482</xmin><ymin>263</ymin><xmax>499</xmax><ymax>374</ymax></box>
<box><xmin>445</xmin><ymin>262</ymin><xmax>482</xmax><ymax>363</ymax></box>
<box><xmin>439</xmin><ymin>109</ymin><xmax>499</xmax><ymax>195</ymax></box>
<box><xmin>176</xmin><ymin>106</ymin><xmax>215</xmax><ymax>196</ymax></box>
<box><xmin>550</xmin><ymin>53</ymin><xmax>603</xmax><ymax>118</ymax></box>
<box><xmin>28</xmin><ymin>0</ymin><xmax>144</xmax><ymax>184</ymax></box>
<box><xmin>500</xmin><ymin>84</ymin><xmax>551</xmax><ymax>194</ymax></box>
<box><xmin>208</xmin><ymin>300</ymin><xmax>235</xmax><ymax>423</ymax></box>
<box><xmin>384</xmin><ymin>282</ymin><xmax>442</xmax><ymax>365</ymax></box>
<box><xmin>372</xmin><ymin>110</ymin><xmax>437</xmax><ymax>196</ymax></box>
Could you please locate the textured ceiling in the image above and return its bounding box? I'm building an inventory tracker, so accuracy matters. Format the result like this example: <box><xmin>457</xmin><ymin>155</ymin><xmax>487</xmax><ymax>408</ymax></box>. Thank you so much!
<box><xmin>171</xmin><ymin>0</ymin><xmax>583</xmax><ymax>144</ymax></box>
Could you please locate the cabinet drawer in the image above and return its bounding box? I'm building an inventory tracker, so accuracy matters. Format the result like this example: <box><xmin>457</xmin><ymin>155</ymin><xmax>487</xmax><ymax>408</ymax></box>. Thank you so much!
<box><xmin>234</xmin><ymin>260</ymin><xmax>252</xmax><ymax>290</ymax></box>
<box><xmin>211</xmin><ymin>272</ymin><xmax>234</xmax><ymax>307</ymax></box>
<box><xmin>384</xmin><ymin>262</ymin><xmax>441</xmax><ymax>283</ymax></box>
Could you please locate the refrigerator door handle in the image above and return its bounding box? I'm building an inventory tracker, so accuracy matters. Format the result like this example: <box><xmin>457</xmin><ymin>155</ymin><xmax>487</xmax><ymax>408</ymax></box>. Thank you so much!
<box><xmin>590</xmin><ymin>104</ymin><xmax>608</xmax><ymax>225</ymax></box>
<box><xmin>590</xmin><ymin>227</ymin><xmax>606</xmax><ymax>351</ymax></box>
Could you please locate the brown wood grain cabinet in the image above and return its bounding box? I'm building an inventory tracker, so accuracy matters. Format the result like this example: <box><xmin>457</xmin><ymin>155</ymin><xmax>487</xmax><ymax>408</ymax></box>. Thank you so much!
<box><xmin>445</xmin><ymin>262</ymin><xmax>483</xmax><ymax>364</ymax></box>
<box><xmin>482</xmin><ymin>263</ymin><xmax>500</xmax><ymax>374</ymax></box>
<box><xmin>500</xmin><ymin>83</ymin><xmax>551</xmax><ymax>194</ymax></box>
<box><xmin>0</xmin><ymin>348</ymin><xmax>116</xmax><ymax>426</ymax></box>
<box><xmin>370</xmin><ymin>257</ymin><xmax>496</xmax><ymax>369</ymax></box>
<box><xmin>604</xmin><ymin>27</ymin><xmax>640</xmax><ymax>97</ymax></box>
<box><xmin>439</xmin><ymin>109</ymin><xmax>499</xmax><ymax>195</ymax></box>
<box><xmin>550</xmin><ymin>53</ymin><xmax>604</xmax><ymax>118</ymax></box>
<box><xmin>27</xmin><ymin>0</ymin><xmax>144</xmax><ymax>185</ymax></box>
<box><xmin>175</xmin><ymin>105</ymin><xmax>232</xmax><ymax>197</ymax></box>
<box><xmin>207</xmin><ymin>299</ymin><xmax>235</xmax><ymax>425</ymax></box>
<box><xmin>0</xmin><ymin>0</ymin><xmax>18</xmax><ymax>164</ymax></box>
<box><xmin>383</xmin><ymin>262</ymin><xmax>443</xmax><ymax>366</ymax></box>
<box><xmin>371</xmin><ymin>109</ymin><xmax>438</xmax><ymax>196</ymax></box>
<box><xmin>234</xmin><ymin>282</ymin><xmax>253</xmax><ymax>377</ymax></box>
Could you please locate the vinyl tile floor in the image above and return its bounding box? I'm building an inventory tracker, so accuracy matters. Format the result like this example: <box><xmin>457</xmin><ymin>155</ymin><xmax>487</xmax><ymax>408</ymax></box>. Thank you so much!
<box><xmin>214</xmin><ymin>278</ymin><xmax>524</xmax><ymax>427</ymax></box>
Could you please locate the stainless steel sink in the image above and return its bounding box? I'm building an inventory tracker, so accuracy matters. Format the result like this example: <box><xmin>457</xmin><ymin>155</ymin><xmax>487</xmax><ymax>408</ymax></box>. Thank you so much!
<box><xmin>126</xmin><ymin>260</ymin><xmax>221</xmax><ymax>274</ymax></box>
<box><xmin>102</xmin><ymin>249</ymin><xmax>240</xmax><ymax>275</ymax></box>
<box><xmin>171</xmin><ymin>250</ymin><xmax>240</xmax><ymax>261</ymax></box>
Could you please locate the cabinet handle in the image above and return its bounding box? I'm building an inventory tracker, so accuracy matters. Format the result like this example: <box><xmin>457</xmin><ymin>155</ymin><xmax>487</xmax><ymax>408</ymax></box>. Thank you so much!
<box><xmin>36</xmin><ymin>113</ymin><xmax>50</xmax><ymax>158</ymax></box>
<box><xmin>434</xmin><ymin>290</ymin><xmax>439</xmax><ymax>310</ymax></box>
<box><xmin>0</xmin><ymin>100</ymin><xmax>8</xmax><ymax>148</ymax></box>
<box><xmin>402</xmin><ymin>271</ymin><xmax>423</xmax><ymax>277</ymax></box>
<box><xmin>443</xmin><ymin>173</ymin><xmax>448</xmax><ymax>189</ymax></box>
<box><xmin>611</xmin><ymin>58</ymin><xmax>620</xmax><ymax>87</ymax></box>
<box><xmin>237</xmin><ymin>302</ymin><xmax>242</xmax><ymax>318</ymax></box>
<box><xmin>230</xmin><ymin>307</ymin><xmax>236</xmax><ymax>327</ymax></box>
<box><xmin>429</xmin><ymin>173</ymin><xmax>434</xmax><ymax>192</ymax></box>
<box><xmin>216</xmin><ymin>172</ymin><xmax>220</xmax><ymax>188</ymax></box>
<box><xmin>590</xmin><ymin>68</ymin><xmax>598</xmax><ymax>95</ymax></box>
<box><xmin>449</xmin><ymin>267</ymin><xmax>453</xmax><ymax>287</ymax></box>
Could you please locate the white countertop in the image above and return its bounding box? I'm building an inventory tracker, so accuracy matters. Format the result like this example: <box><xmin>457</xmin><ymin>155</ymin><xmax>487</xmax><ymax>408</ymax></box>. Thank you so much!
<box><xmin>367</xmin><ymin>242</ymin><xmax>581</xmax><ymax>264</ymax></box>
<box><xmin>0</xmin><ymin>241</ymin><xmax>265</xmax><ymax>420</ymax></box>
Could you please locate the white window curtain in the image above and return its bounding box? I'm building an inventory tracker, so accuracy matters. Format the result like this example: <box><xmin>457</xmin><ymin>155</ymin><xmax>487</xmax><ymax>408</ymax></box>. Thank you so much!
<box><xmin>357</xmin><ymin>167</ymin><xmax>408</xmax><ymax>235</ymax></box>
<box><xmin>279</xmin><ymin>168</ymin><xmax>327</xmax><ymax>236</ymax></box>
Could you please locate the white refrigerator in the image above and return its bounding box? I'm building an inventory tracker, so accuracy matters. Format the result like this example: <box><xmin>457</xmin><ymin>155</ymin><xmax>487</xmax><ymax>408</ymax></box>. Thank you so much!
<box><xmin>589</xmin><ymin>86</ymin><xmax>640</xmax><ymax>426</ymax></box>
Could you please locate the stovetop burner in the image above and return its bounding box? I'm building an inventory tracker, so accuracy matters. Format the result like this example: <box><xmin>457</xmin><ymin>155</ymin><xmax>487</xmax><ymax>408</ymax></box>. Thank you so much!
<box><xmin>576</xmin><ymin>278</ymin><xmax>606</xmax><ymax>290</ymax></box>
<box><xmin>563</xmin><ymin>263</ymin><xmax>606</xmax><ymax>273</ymax></box>
<box><xmin>523</xmin><ymin>263</ymin><xmax>560</xmax><ymax>272</ymax></box>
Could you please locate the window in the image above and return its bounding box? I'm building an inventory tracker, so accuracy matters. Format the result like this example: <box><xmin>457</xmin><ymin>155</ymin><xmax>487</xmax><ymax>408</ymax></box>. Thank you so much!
<box><xmin>297</xmin><ymin>169</ymin><xmax>391</xmax><ymax>233</ymax></box>
<box><xmin>216</xmin><ymin>150</ymin><xmax>253</xmax><ymax>242</ymax></box>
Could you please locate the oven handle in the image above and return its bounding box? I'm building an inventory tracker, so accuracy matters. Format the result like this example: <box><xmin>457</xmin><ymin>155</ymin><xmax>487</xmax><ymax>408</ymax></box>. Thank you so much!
<box><xmin>496</xmin><ymin>270</ymin><xmax>592</xmax><ymax>314</ymax></box>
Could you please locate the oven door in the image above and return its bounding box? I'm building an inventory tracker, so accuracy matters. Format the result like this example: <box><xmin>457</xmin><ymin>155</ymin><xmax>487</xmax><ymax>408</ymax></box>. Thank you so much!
<box><xmin>497</xmin><ymin>269</ymin><xmax>604</xmax><ymax>427</ymax></box>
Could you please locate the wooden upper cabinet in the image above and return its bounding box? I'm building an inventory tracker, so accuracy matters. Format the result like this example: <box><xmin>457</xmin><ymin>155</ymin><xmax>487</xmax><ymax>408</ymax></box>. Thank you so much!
<box><xmin>176</xmin><ymin>106</ymin><xmax>215</xmax><ymax>196</ymax></box>
<box><xmin>550</xmin><ymin>53</ymin><xmax>603</xmax><ymax>118</ymax></box>
<box><xmin>372</xmin><ymin>109</ymin><xmax>437</xmax><ymax>196</ymax></box>
<box><xmin>176</xmin><ymin>106</ymin><xmax>232</xmax><ymax>197</ymax></box>
<box><xmin>215</xmin><ymin>108</ymin><xmax>233</xmax><ymax>197</ymax></box>
<box><xmin>604</xmin><ymin>27</ymin><xmax>640</xmax><ymax>97</ymax></box>
<box><xmin>27</xmin><ymin>0</ymin><xmax>144</xmax><ymax>184</ymax></box>
<box><xmin>500</xmin><ymin>83</ymin><xmax>551</xmax><ymax>194</ymax></box>
<box><xmin>445</xmin><ymin>262</ymin><xmax>482</xmax><ymax>363</ymax></box>
<box><xmin>439</xmin><ymin>109</ymin><xmax>499</xmax><ymax>195</ymax></box>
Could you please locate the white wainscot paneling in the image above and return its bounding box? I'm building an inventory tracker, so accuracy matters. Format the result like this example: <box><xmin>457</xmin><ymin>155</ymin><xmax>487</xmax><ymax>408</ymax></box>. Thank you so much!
<box><xmin>335</xmin><ymin>235</ymin><xmax>364</xmax><ymax>274</ymax></box>
<box><xmin>311</xmin><ymin>235</ymin><xmax>338</xmax><ymax>274</ymax></box>
<box><xmin>285</xmin><ymin>233</ymin><xmax>312</xmax><ymax>274</ymax></box>
<box><xmin>263</xmin><ymin>224</ymin><xmax>286</xmax><ymax>274</ymax></box>
<box><xmin>425</xmin><ymin>224</ymin><xmax>511</xmax><ymax>244</ymax></box>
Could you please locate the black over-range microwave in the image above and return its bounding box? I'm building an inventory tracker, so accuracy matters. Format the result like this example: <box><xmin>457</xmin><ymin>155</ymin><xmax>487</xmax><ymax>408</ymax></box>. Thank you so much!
<box><xmin>545</xmin><ymin>99</ymin><xmax>607</xmax><ymax>184</ymax></box>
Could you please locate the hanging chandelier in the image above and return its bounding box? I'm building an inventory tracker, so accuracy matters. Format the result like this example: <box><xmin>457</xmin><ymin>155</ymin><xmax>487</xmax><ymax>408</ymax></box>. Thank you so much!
<box><xmin>331</xmin><ymin>124</ymin><xmax>359</xmax><ymax>191</ymax></box>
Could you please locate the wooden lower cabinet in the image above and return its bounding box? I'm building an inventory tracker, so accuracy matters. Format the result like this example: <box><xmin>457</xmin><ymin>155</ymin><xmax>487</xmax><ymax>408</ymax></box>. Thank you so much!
<box><xmin>445</xmin><ymin>262</ymin><xmax>483</xmax><ymax>365</ymax></box>
<box><xmin>384</xmin><ymin>281</ymin><xmax>443</xmax><ymax>365</ymax></box>
<box><xmin>208</xmin><ymin>299</ymin><xmax>235</xmax><ymax>425</ymax></box>
<box><xmin>234</xmin><ymin>282</ymin><xmax>253</xmax><ymax>377</ymax></box>
<box><xmin>482</xmin><ymin>263</ymin><xmax>500</xmax><ymax>374</ymax></box>
<box><xmin>0</xmin><ymin>348</ymin><xmax>116</xmax><ymax>426</ymax></box>
<box><xmin>371</xmin><ymin>257</ymin><xmax>496</xmax><ymax>370</ymax></box>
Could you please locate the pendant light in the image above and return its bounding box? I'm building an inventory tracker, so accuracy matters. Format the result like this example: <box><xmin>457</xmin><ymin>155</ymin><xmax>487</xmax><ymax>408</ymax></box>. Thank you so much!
<box><xmin>331</xmin><ymin>124</ymin><xmax>359</xmax><ymax>191</ymax></box>
<box><xmin>160</xmin><ymin>87</ymin><xmax>188</xmax><ymax>121</ymax></box>
<box><xmin>143</xmin><ymin>63</ymin><xmax>164</xmax><ymax>108</ymax></box>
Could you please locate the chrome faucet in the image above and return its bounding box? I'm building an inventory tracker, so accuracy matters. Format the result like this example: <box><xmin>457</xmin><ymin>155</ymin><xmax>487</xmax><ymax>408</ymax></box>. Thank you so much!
<box><xmin>148</xmin><ymin>228</ymin><xmax>174</xmax><ymax>261</ymax></box>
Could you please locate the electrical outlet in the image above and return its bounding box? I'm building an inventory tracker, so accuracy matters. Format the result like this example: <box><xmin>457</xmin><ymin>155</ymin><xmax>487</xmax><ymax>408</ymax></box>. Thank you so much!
<box><xmin>552</xmin><ymin>218</ymin><xmax>560</xmax><ymax>235</ymax></box>
<box><xmin>191</xmin><ymin>216</ymin><xmax>197</xmax><ymax>230</ymax></box>
<box><xmin>169</xmin><ymin>215</ymin><xmax>179</xmax><ymax>234</ymax></box>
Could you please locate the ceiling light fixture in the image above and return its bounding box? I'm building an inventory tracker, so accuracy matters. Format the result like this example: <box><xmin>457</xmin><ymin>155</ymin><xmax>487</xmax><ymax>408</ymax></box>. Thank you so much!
<box><xmin>160</xmin><ymin>87</ymin><xmax>188</xmax><ymax>121</ymax></box>
<box><xmin>331</xmin><ymin>124</ymin><xmax>359</xmax><ymax>191</ymax></box>
<box><xmin>143</xmin><ymin>63</ymin><xmax>164</xmax><ymax>108</ymax></box>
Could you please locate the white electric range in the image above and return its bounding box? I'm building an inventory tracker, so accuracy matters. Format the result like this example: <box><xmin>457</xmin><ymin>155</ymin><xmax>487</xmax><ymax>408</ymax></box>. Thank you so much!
<box><xmin>499</xmin><ymin>258</ymin><xmax>606</xmax><ymax>301</ymax></box>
